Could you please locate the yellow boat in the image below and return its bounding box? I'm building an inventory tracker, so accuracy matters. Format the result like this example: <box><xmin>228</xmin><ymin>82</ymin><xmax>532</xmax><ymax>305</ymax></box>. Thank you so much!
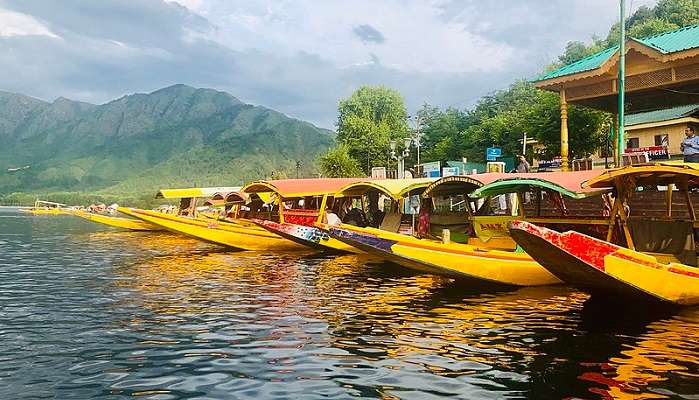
<box><xmin>121</xmin><ymin>181</ymin><xmax>358</xmax><ymax>251</ymax></box>
<box><xmin>72</xmin><ymin>210</ymin><xmax>162</xmax><ymax>231</ymax></box>
<box><xmin>254</xmin><ymin>178</ymin><xmax>434</xmax><ymax>253</ymax></box>
<box><xmin>329</xmin><ymin>171</ymin><xmax>611</xmax><ymax>287</ymax></box>
<box><xmin>118</xmin><ymin>206</ymin><xmax>304</xmax><ymax>251</ymax></box>
<box><xmin>23</xmin><ymin>200</ymin><xmax>71</xmax><ymax>215</ymax></box>
<box><xmin>510</xmin><ymin>162</ymin><xmax>699</xmax><ymax>305</ymax></box>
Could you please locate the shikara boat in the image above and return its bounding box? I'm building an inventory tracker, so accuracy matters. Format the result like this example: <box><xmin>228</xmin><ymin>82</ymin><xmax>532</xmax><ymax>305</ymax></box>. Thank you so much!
<box><xmin>329</xmin><ymin>171</ymin><xmax>610</xmax><ymax>287</ymax></box>
<box><xmin>255</xmin><ymin>178</ymin><xmax>433</xmax><ymax>253</ymax></box>
<box><xmin>245</xmin><ymin>178</ymin><xmax>367</xmax><ymax>251</ymax></box>
<box><xmin>118</xmin><ymin>186</ymin><xmax>286</xmax><ymax>251</ymax></box>
<box><xmin>510</xmin><ymin>163</ymin><xmax>699</xmax><ymax>305</ymax></box>
<box><xmin>24</xmin><ymin>200</ymin><xmax>70</xmax><ymax>215</ymax></box>
<box><xmin>72</xmin><ymin>210</ymin><xmax>162</xmax><ymax>231</ymax></box>
<box><xmin>121</xmin><ymin>180</ymin><xmax>359</xmax><ymax>251</ymax></box>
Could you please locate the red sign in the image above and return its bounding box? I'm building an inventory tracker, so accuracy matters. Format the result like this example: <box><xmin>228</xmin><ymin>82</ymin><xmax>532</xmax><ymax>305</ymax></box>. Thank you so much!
<box><xmin>625</xmin><ymin>146</ymin><xmax>669</xmax><ymax>160</ymax></box>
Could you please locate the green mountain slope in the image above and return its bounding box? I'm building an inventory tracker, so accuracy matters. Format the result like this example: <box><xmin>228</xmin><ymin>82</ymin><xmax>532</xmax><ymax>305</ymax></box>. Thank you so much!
<box><xmin>0</xmin><ymin>84</ymin><xmax>334</xmax><ymax>195</ymax></box>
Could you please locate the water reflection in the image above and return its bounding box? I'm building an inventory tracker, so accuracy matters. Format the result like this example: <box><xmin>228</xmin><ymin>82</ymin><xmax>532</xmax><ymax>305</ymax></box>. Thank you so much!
<box><xmin>0</xmin><ymin>209</ymin><xmax>698</xmax><ymax>399</ymax></box>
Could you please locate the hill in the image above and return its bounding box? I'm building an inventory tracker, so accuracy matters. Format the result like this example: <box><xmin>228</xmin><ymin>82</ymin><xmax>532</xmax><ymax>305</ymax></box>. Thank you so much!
<box><xmin>0</xmin><ymin>85</ymin><xmax>335</xmax><ymax>198</ymax></box>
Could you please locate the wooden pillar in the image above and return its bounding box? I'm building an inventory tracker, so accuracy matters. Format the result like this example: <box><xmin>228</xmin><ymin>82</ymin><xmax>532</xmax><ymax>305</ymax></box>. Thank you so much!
<box><xmin>560</xmin><ymin>90</ymin><xmax>570</xmax><ymax>172</ymax></box>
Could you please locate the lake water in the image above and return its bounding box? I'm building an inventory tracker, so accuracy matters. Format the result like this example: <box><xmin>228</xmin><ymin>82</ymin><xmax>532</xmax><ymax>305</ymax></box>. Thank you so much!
<box><xmin>1</xmin><ymin>208</ymin><xmax>699</xmax><ymax>399</ymax></box>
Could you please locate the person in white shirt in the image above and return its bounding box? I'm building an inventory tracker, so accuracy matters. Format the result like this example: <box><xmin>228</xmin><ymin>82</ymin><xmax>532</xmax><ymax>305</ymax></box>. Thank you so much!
<box><xmin>324</xmin><ymin>208</ymin><xmax>342</xmax><ymax>226</ymax></box>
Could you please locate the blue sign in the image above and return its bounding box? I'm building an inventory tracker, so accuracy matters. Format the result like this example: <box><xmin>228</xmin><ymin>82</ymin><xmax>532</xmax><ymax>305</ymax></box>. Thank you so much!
<box><xmin>486</xmin><ymin>147</ymin><xmax>501</xmax><ymax>161</ymax></box>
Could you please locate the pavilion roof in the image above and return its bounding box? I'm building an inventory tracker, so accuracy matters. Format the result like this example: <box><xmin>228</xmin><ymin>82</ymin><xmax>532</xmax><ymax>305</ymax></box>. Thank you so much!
<box><xmin>536</xmin><ymin>24</ymin><xmax>699</xmax><ymax>82</ymax></box>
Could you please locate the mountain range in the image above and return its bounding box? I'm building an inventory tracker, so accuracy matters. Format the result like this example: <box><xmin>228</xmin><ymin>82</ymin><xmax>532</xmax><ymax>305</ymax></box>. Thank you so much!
<box><xmin>0</xmin><ymin>84</ymin><xmax>335</xmax><ymax>196</ymax></box>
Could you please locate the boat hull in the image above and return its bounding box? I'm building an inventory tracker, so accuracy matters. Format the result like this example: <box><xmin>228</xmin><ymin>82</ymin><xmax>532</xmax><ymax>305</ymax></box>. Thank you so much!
<box><xmin>254</xmin><ymin>220</ymin><xmax>363</xmax><ymax>253</ymax></box>
<box><xmin>73</xmin><ymin>210</ymin><xmax>162</xmax><ymax>231</ymax></box>
<box><xmin>118</xmin><ymin>207</ymin><xmax>306</xmax><ymax>251</ymax></box>
<box><xmin>509</xmin><ymin>220</ymin><xmax>699</xmax><ymax>306</ymax></box>
<box><xmin>25</xmin><ymin>208</ymin><xmax>69</xmax><ymax>215</ymax></box>
<box><xmin>328</xmin><ymin>225</ymin><xmax>560</xmax><ymax>287</ymax></box>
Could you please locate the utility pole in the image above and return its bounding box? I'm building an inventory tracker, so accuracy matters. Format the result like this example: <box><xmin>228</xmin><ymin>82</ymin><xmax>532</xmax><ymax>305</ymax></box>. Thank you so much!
<box><xmin>522</xmin><ymin>132</ymin><xmax>527</xmax><ymax>155</ymax></box>
<box><xmin>617</xmin><ymin>0</ymin><xmax>626</xmax><ymax>166</ymax></box>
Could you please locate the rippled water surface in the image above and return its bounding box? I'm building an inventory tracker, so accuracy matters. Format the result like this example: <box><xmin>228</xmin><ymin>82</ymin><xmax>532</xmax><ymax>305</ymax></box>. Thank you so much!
<box><xmin>2</xmin><ymin>208</ymin><xmax>699</xmax><ymax>399</ymax></box>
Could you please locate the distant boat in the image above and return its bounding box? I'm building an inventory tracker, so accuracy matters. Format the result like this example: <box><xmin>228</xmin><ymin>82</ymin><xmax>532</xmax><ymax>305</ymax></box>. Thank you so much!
<box><xmin>7</xmin><ymin>165</ymin><xmax>30</xmax><ymax>172</ymax></box>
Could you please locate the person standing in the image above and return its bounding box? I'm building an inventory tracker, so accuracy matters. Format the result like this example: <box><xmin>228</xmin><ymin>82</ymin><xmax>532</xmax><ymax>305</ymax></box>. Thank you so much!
<box><xmin>681</xmin><ymin>125</ymin><xmax>699</xmax><ymax>163</ymax></box>
<box><xmin>516</xmin><ymin>155</ymin><xmax>531</xmax><ymax>173</ymax></box>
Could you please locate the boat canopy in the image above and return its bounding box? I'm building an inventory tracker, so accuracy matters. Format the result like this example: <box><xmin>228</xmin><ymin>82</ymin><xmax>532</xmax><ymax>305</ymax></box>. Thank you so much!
<box><xmin>422</xmin><ymin>173</ymin><xmax>509</xmax><ymax>197</ymax></box>
<box><xmin>204</xmin><ymin>190</ymin><xmax>249</xmax><ymax>206</ymax></box>
<box><xmin>472</xmin><ymin>170</ymin><xmax>609</xmax><ymax>199</ymax></box>
<box><xmin>584</xmin><ymin>162</ymin><xmax>699</xmax><ymax>188</ymax></box>
<box><xmin>241</xmin><ymin>178</ymin><xmax>364</xmax><ymax>198</ymax></box>
<box><xmin>155</xmin><ymin>187</ymin><xmax>242</xmax><ymax>199</ymax></box>
<box><xmin>35</xmin><ymin>200</ymin><xmax>66</xmax><ymax>206</ymax></box>
<box><xmin>335</xmin><ymin>178</ymin><xmax>436</xmax><ymax>200</ymax></box>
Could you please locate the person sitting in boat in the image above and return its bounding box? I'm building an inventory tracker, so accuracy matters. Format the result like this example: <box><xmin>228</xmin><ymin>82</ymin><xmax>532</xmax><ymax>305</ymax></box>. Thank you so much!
<box><xmin>681</xmin><ymin>125</ymin><xmax>699</xmax><ymax>163</ymax></box>
<box><xmin>324</xmin><ymin>208</ymin><xmax>342</xmax><ymax>226</ymax></box>
<box><xmin>366</xmin><ymin>191</ymin><xmax>385</xmax><ymax>228</ymax></box>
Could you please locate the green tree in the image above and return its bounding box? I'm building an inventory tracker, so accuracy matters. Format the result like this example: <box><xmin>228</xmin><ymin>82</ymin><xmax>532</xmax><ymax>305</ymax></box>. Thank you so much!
<box><xmin>319</xmin><ymin>144</ymin><xmax>364</xmax><ymax>177</ymax></box>
<box><xmin>418</xmin><ymin>81</ymin><xmax>608</xmax><ymax>163</ymax></box>
<box><xmin>655</xmin><ymin>0</ymin><xmax>699</xmax><ymax>26</ymax></box>
<box><xmin>628</xmin><ymin>18</ymin><xmax>680</xmax><ymax>38</ymax></box>
<box><xmin>336</xmin><ymin>85</ymin><xmax>410</xmax><ymax>173</ymax></box>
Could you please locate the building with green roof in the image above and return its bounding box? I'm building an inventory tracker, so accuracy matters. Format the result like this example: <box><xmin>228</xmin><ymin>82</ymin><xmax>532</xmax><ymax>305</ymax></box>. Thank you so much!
<box><xmin>533</xmin><ymin>24</ymin><xmax>699</xmax><ymax>169</ymax></box>
<box><xmin>623</xmin><ymin>103</ymin><xmax>699</xmax><ymax>157</ymax></box>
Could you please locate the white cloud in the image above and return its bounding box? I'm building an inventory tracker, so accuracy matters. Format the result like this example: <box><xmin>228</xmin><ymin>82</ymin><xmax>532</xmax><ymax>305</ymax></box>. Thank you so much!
<box><xmin>0</xmin><ymin>8</ymin><xmax>59</xmax><ymax>38</ymax></box>
<box><xmin>0</xmin><ymin>0</ymin><xmax>661</xmax><ymax>128</ymax></box>
<box><xmin>188</xmin><ymin>0</ymin><xmax>516</xmax><ymax>74</ymax></box>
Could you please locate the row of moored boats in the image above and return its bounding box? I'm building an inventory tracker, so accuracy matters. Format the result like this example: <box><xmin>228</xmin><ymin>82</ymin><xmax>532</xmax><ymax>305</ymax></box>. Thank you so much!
<box><xmin>26</xmin><ymin>162</ymin><xmax>699</xmax><ymax>306</ymax></box>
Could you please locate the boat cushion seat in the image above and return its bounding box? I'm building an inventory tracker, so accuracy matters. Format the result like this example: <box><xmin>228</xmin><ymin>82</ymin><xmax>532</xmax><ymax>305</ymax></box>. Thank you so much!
<box><xmin>379</xmin><ymin>212</ymin><xmax>402</xmax><ymax>233</ymax></box>
<box><xmin>628</xmin><ymin>219</ymin><xmax>696</xmax><ymax>266</ymax></box>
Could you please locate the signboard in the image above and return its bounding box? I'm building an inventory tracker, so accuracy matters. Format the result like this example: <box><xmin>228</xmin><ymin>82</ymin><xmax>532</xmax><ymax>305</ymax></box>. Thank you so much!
<box><xmin>538</xmin><ymin>156</ymin><xmax>562</xmax><ymax>170</ymax></box>
<box><xmin>625</xmin><ymin>146</ymin><xmax>669</xmax><ymax>160</ymax></box>
<box><xmin>472</xmin><ymin>216</ymin><xmax>517</xmax><ymax>239</ymax></box>
<box><xmin>371</xmin><ymin>167</ymin><xmax>386</xmax><ymax>179</ymax></box>
<box><xmin>486</xmin><ymin>162</ymin><xmax>506</xmax><ymax>173</ymax></box>
<box><xmin>442</xmin><ymin>167</ymin><xmax>459</xmax><ymax>177</ymax></box>
<box><xmin>422</xmin><ymin>161</ymin><xmax>441</xmax><ymax>178</ymax></box>
<box><xmin>486</xmin><ymin>147</ymin><xmax>502</xmax><ymax>161</ymax></box>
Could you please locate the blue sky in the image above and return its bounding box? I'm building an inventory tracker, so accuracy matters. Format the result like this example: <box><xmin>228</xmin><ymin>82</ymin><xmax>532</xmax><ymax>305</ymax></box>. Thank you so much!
<box><xmin>0</xmin><ymin>0</ymin><xmax>656</xmax><ymax>128</ymax></box>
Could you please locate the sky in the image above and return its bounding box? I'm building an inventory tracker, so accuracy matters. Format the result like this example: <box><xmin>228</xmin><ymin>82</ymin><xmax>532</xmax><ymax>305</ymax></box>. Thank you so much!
<box><xmin>0</xmin><ymin>0</ymin><xmax>657</xmax><ymax>128</ymax></box>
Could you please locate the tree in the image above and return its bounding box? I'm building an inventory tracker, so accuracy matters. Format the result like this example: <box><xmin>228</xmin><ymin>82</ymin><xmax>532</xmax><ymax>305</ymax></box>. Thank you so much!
<box><xmin>269</xmin><ymin>170</ymin><xmax>288</xmax><ymax>180</ymax></box>
<box><xmin>336</xmin><ymin>85</ymin><xmax>410</xmax><ymax>174</ymax></box>
<box><xmin>319</xmin><ymin>144</ymin><xmax>364</xmax><ymax>177</ymax></box>
<box><xmin>628</xmin><ymin>18</ymin><xmax>680</xmax><ymax>38</ymax></box>
<box><xmin>655</xmin><ymin>0</ymin><xmax>699</xmax><ymax>26</ymax></box>
<box><xmin>418</xmin><ymin>81</ymin><xmax>608</xmax><ymax>163</ymax></box>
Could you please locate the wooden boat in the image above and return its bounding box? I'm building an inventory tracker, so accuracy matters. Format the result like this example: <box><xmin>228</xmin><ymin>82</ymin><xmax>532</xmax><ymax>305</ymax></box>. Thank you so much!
<box><xmin>24</xmin><ymin>200</ymin><xmax>70</xmax><ymax>215</ymax></box>
<box><xmin>329</xmin><ymin>171</ymin><xmax>610</xmax><ymax>287</ymax></box>
<box><xmin>118</xmin><ymin>186</ymin><xmax>283</xmax><ymax>251</ymax></box>
<box><xmin>72</xmin><ymin>210</ymin><xmax>162</xmax><ymax>231</ymax></box>
<box><xmin>255</xmin><ymin>178</ymin><xmax>434</xmax><ymax>253</ymax></box>
<box><xmin>121</xmin><ymin>179</ymin><xmax>360</xmax><ymax>251</ymax></box>
<box><xmin>510</xmin><ymin>163</ymin><xmax>699</xmax><ymax>305</ymax></box>
<box><xmin>246</xmin><ymin>178</ymin><xmax>368</xmax><ymax>251</ymax></box>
